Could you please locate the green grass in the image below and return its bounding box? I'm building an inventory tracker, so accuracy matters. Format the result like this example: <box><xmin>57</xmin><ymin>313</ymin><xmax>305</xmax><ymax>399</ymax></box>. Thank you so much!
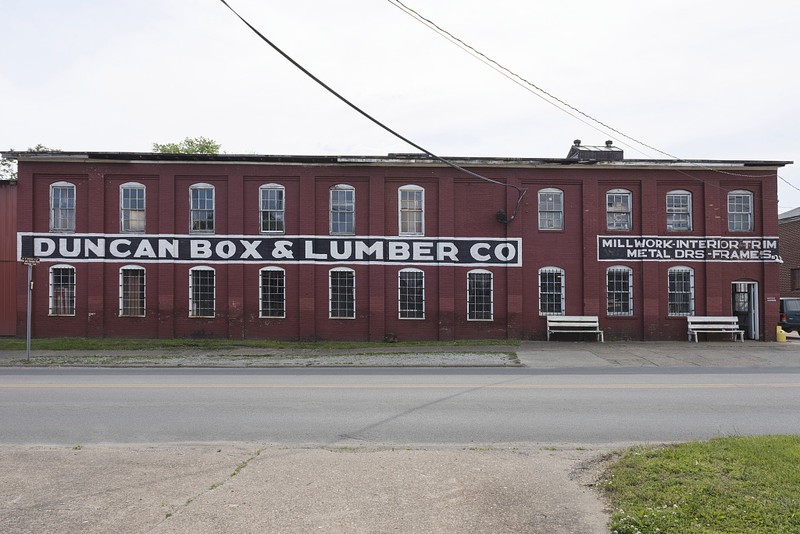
<box><xmin>0</xmin><ymin>337</ymin><xmax>518</xmax><ymax>351</ymax></box>
<box><xmin>605</xmin><ymin>435</ymin><xmax>800</xmax><ymax>533</ymax></box>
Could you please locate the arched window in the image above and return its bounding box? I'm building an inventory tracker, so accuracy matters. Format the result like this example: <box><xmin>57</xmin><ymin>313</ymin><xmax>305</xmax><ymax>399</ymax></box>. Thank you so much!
<box><xmin>606</xmin><ymin>266</ymin><xmax>633</xmax><ymax>316</ymax></box>
<box><xmin>398</xmin><ymin>268</ymin><xmax>425</xmax><ymax>319</ymax></box>
<box><xmin>666</xmin><ymin>190</ymin><xmax>691</xmax><ymax>232</ymax></box>
<box><xmin>49</xmin><ymin>264</ymin><xmax>75</xmax><ymax>315</ymax></box>
<box><xmin>329</xmin><ymin>267</ymin><xmax>355</xmax><ymax>318</ymax></box>
<box><xmin>467</xmin><ymin>269</ymin><xmax>493</xmax><ymax>321</ymax></box>
<box><xmin>538</xmin><ymin>188</ymin><xmax>563</xmax><ymax>230</ymax></box>
<box><xmin>189</xmin><ymin>266</ymin><xmax>215</xmax><ymax>317</ymax></box>
<box><xmin>189</xmin><ymin>183</ymin><xmax>215</xmax><ymax>233</ymax></box>
<box><xmin>539</xmin><ymin>267</ymin><xmax>565</xmax><ymax>316</ymax></box>
<box><xmin>330</xmin><ymin>184</ymin><xmax>355</xmax><ymax>235</ymax></box>
<box><xmin>259</xmin><ymin>266</ymin><xmax>286</xmax><ymax>318</ymax></box>
<box><xmin>50</xmin><ymin>181</ymin><xmax>75</xmax><ymax>232</ymax></box>
<box><xmin>668</xmin><ymin>266</ymin><xmax>694</xmax><ymax>316</ymax></box>
<box><xmin>606</xmin><ymin>189</ymin><xmax>632</xmax><ymax>231</ymax></box>
<box><xmin>727</xmin><ymin>190</ymin><xmax>753</xmax><ymax>232</ymax></box>
<box><xmin>120</xmin><ymin>182</ymin><xmax>146</xmax><ymax>233</ymax></box>
<box><xmin>260</xmin><ymin>183</ymin><xmax>285</xmax><ymax>234</ymax></box>
<box><xmin>399</xmin><ymin>185</ymin><xmax>424</xmax><ymax>236</ymax></box>
<box><xmin>119</xmin><ymin>265</ymin><xmax>146</xmax><ymax>317</ymax></box>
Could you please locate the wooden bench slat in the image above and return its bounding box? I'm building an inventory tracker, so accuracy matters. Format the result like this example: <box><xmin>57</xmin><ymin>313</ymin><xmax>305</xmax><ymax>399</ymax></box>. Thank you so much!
<box><xmin>547</xmin><ymin>315</ymin><xmax>604</xmax><ymax>342</ymax></box>
<box><xmin>687</xmin><ymin>316</ymin><xmax>744</xmax><ymax>342</ymax></box>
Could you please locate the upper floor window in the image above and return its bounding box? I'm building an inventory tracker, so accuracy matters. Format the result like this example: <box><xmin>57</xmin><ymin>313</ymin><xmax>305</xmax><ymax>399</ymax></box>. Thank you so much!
<box><xmin>467</xmin><ymin>269</ymin><xmax>493</xmax><ymax>321</ymax></box>
<box><xmin>120</xmin><ymin>182</ymin><xmax>146</xmax><ymax>233</ymax></box>
<box><xmin>329</xmin><ymin>267</ymin><xmax>355</xmax><ymax>319</ymax></box>
<box><xmin>398</xmin><ymin>268</ymin><xmax>425</xmax><ymax>319</ymax></box>
<box><xmin>260</xmin><ymin>184</ymin><xmax>285</xmax><ymax>234</ymax></box>
<box><xmin>190</xmin><ymin>183</ymin><xmax>215</xmax><ymax>233</ymax></box>
<box><xmin>50</xmin><ymin>182</ymin><xmax>75</xmax><ymax>232</ymax></box>
<box><xmin>49</xmin><ymin>264</ymin><xmax>75</xmax><ymax>316</ymax></box>
<box><xmin>539</xmin><ymin>267</ymin><xmax>565</xmax><ymax>316</ymax></box>
<box><xmin>668</xmin><ymin>266</ymin><xmax>694</xmax><ymax>317</ymax></box>
<box><xmin>606</xmin><ymin>189</ymin><xmax>631</xmax><ymax>231</ymax></box>
<box><xmin>259</xmin><ymin>267</ymin><xmax>286</xmax><ymax>318</ymax></box>
<box><xmin>538</xmin><ymin>188</ymin><xmax>563</xmax><ymax>230</ymax></box>
<box><xmin>666</xmin><ymin>190</ymin><xmax>691</xmax><ymax>232</ymax></box>
<box><xmin>606</xmin><ymin>266</ymin><xmax>633</xmax><ymax>316</ymax></box>
<box><xmin>189</xmin><ymin>266</ymin><xmax>215</xmax><ymax>317</ymax></box>
<box><xmin>728</xmin><ymin>190</ymin><xmax>753</xmax><ymax>232</ymax></box>
<box><xmin>399</xmin><ymin>185</ymin><xmax>424</xmax><ymax>236</ymax></box>
<box><xmin>119</xmin><ymin>265</ymin><xmax>146</xmax><ymax>317</ymax></box>
<box><xmin>330</xmin><ymin>184</ymin><xmax>355</xmax><ymax>235</ymax></box>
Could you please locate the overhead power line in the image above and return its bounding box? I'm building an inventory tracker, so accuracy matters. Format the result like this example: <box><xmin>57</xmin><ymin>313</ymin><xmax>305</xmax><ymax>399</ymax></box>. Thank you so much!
<box><xmin>218</xmin><ymin>0</ymin><xmax>527</xmax><ymax>224</ymax></box>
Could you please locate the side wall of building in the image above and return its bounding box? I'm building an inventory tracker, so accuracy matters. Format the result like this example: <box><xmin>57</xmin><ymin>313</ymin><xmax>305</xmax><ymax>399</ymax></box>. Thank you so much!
<box><xmin>14</xmin><ymin>159</ymin><xmax>781</xmax><ymax>341</ymax></box>
<box><xmin>779</xmin><ymin>217</ymin><xmax>800</xmax><ymax>297</ymax></box>
<box><xmin>0</xmin><ymin>180</ymin><xmax>17</xmax><ymax>335</ymax></box>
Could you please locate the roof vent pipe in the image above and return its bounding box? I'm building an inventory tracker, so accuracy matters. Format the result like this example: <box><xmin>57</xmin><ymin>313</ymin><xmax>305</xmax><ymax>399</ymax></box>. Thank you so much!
<box><xmin>606</xmin><ymin>140</ymin><xmax>613</xmax><ymax>147</ymax></box>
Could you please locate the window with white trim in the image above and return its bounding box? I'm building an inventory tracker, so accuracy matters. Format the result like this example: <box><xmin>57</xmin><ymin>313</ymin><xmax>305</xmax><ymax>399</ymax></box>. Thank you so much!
<box><xmin>259</xmin><ymin>267</ymin><xmax>286</xmax><ymax>318</ymax></box>
<box><xmin>467</xmin><ymin>269</ymin><xmax>493</xmax><ymax>321</ymax></box>
<box><xmin>606</xmin><ymin>189</ymin><xmax>632</xmax><ymax>231</ymax></box>
<box><xmin>666</xmin><ymin>190</ymin><xmax>691</xmax><ymax>232</ymax></box>
<box><xmin>120</xmin><ymin>182</ymin><xmax>146</xmax><ymax>233</ymax></box>
<box><xmin>260</xmin><ymin>184</ymin><xmax>285</xmax><ymax>234</ymax></box>
<box><xmin>728</xmin><ymin>190</ymin><xmax>753</xmax><ymax>232</ymax></box>
<box><xmin>119</xmin><ymin>266</ymin><xmax>146</xmax><ymax>317</ymax></box>
<box><xmin>49</xmin><ymin>265</ymin><xmax>75</xmax><ymax>316</ymax></box>
<box><xmin>189</xmin><ymin>267</ymin><xmax>215</xmax><ymax>317</ymax></box>
<box><xmin>606</xmin><ymin>266</ymin><xmax>633</xmax><ymax>316</ymax></box>
<box><xmin>668</xmin><ymin>266</ymin><xmax>694</xmax><ymax>316</ymax></box>
<box><xmin>50</xmin><ymin>182</ymin><xmax>76</xmax><ymax>232</ymax></box>
<box><xmin>399</xmin><ymin>185</ymin><xmax>424</xmax><ymax>236</ymax></box>
<box><xmin>539</xmin><ymin>267</ymin><xmax>565</xmax><ymax>316</ymax></box>
<box><xmin>329</xmin><ymin>268</ymin><xmax>355</xmax><ymax>319</ymax></box>
<box><xmin>330</xmin><ymin>184</ymin><xmax>355</xmax><ymax>235</ymax></box>
<box><xmin>190</xmin><ymin>183</ymin><xmax>215</xmax><ymax>233</ymax></box>
<box><xmin>538</xmin><ymin>188</ymin><xmax>563</xmax><ymax>230</ymax></box>
<box><xmin>398</xmin><ymin>268</ymin><xmax>425</xmax><ymax>319</ymax></box>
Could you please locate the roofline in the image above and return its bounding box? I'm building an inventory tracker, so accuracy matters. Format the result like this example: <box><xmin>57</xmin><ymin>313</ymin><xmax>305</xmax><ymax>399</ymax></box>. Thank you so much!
<box><xmin>1</xmin><ymin>150</ymin><xmax>792</xmax><ymax>169</ymax></box>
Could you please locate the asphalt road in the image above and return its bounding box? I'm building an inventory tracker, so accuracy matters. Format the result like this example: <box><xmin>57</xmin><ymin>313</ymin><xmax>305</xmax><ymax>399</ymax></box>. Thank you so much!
<box><xmin>2</xmin><ymin>367</ymin><xmax>799</xmax><ymax>445</ymax></box>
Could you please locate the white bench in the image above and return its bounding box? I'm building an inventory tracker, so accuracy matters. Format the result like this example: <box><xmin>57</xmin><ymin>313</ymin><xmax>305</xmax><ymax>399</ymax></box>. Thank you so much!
<box><xmin>687</xmin><ymin>316</ymin><xmax>744</xmax><ymax>342</ymax></box>
<box><xmin>546</xmin><ymin>315</ymin><xmax>604</xmax><ymax>342</ymax></box>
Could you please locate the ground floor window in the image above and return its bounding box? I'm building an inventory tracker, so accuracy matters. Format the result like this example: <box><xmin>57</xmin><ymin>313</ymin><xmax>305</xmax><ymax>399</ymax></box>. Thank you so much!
<box><xmin>399</xmin><ymin>269</ymin><xmax>425</xmax><ymax>319</ymax></box>
<box><xmin>668</xmin><ymin>267</ymin><xmax>694</xmax><ymax>316</ymax></box>
<box><xmin>467</xmin><ymin>269</ymin><xmax>493</xmax><ymax>320</ymax></box>
<box><xmin>49</xmin><ymin>265</ymin><xmax>75</xmax><ymax>316</ymax></box>
<box><xmin>539</xmin><ymin>267</ymin><xmax>565</xmax><ymax>316</ymax></box>
<box><xmin>189</xmin><ymin>267</ymin><xmax>215</xmax><ymax>317</ymax></box>
<box><xmin>260</xmin><ymin>267</ymin><xmax>286</xmax><ymax>318</ymax></box>
<box><xmin>329</xmin><ymin>268</ymin><xmax>355</xmax><ymax>319</ymax></box>
<box><xmin>607</xmin><ymin>266</ymin><xmax>633</xmax><ymax>316</ymax></box>
<box><xmin>119</xmin><ymin>266</ymin><xmax>146</xmax><ymax>316</ymax></box>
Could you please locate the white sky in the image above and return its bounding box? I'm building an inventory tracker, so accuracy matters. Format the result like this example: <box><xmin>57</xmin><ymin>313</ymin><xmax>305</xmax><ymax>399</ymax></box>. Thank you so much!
<box><xmin>2</xmin><ymin>0</ymin><xmax>798</xmax><ymax>211</ymax></box>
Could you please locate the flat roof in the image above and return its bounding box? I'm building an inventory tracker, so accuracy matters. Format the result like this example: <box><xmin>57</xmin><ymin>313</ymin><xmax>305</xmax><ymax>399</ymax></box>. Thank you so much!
<box><xmin>1</xmin><ymin>150</ymin><xmax>792</xmax><ymax>169</ymax></box>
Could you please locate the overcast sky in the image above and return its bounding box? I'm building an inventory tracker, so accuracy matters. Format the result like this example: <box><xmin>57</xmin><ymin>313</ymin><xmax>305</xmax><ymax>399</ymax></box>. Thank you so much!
<box><xmin>2</xmin><ymin>0</ymin><xmax>798</xmax><ymax>211</ymax></box>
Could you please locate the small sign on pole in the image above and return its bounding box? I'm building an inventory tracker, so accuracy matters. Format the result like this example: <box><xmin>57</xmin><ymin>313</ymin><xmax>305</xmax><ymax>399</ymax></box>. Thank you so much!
<box><xmin>20</xmin><ymin>257</ymin><xmax>40</xmax><ymax>362</ymax></box>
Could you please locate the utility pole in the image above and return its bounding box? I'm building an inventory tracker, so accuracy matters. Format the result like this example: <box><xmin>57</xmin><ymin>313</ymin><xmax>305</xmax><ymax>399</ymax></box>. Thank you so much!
<box><xmin>21</xmin><ymin>257</ymin><xmax>40</xmax><ymax>362</ymax></box>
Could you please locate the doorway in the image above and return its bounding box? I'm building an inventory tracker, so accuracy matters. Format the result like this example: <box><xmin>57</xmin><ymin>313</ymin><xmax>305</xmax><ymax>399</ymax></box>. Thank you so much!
<box><xmin>732</xmin><ymin>282</ymin><xmax>759</xmax><ymax>340</ymax></box>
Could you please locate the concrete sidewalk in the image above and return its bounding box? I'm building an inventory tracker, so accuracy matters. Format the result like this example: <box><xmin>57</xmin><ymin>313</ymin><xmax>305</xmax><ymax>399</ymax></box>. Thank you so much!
<box><xmin>1</xmin><ymin>336</ymin><xmax>800</xmax><ymax>368</ymax></box>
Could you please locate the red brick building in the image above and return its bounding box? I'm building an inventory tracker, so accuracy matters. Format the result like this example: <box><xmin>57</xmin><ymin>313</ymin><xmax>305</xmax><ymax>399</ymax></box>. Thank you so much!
<box><xmin>4</xmin><ymin>143</ymin><xmax>791</xmax><ymax>341</ymax></box>
<box><xmin>779</xmin><ymin>207</ymin><xmax>800</xmax><ymax>297</ymax></box>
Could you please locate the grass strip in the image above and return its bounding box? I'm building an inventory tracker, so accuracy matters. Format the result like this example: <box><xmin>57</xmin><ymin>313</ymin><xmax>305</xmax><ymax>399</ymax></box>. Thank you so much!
<box><xmin>0</xmin><ymin>337</ymin><xmax>519</xmax><ymax>351</ymax></box>
<box><xmin>604</xmin><ymin>435</ymin><xmax>800</xmax><ymax>533</ymax></box>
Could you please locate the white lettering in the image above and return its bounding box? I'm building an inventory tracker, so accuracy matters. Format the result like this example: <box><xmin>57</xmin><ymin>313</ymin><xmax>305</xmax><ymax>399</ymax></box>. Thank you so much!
<box><xmin>110</xmin><ymin>239</ymin><xmax>131</xmax><ymax>258</ymax></box>
<box><xmin>159</xmin><ymin>239</ymin><xmax>178</xmax><ymax>259</ymax></box>
<box><xmin>495</xmin><ymin>243</ymin><xmax>516</xmax><ymax>262</ymax></box>
<box><xmin>436</xmin><ymin>242</ymin><xmax>459</xmax><ymax>262</ymax></box>
<box><xmin>216</xmin><ymin>240</ymin><xmax>236</xmax><ymax>259</ymax></box>
<box><xmin>59</xmin><ymin>238</ymin><xmax>80</xmax><ymax>257</ymax></box>
<box><xmin>413</xmin><ymin>242</ymin><xmax>434</xmax><ymax>261</ymax></box>
<box><xmin>304</xmin><ymin>240</ymin><xmax>326</xmax><ymax>260</ymax></box>
<box><xmin>34</xmin><ymin>238</ymin><xmax>55</xmax><ymax>256</ymax></box>
<box><xmin>330</xmin><ymin>240</ymin><xmax>352</xmax><ymax>260</ymax></box>
<box><xmin>355</xmin><ymin>241</ymin><xmax>383</xmax><ymax>260</ymax></box>
<box><xmin>134</xmin><ymin>240</ymin><xmax>156</xmax><ymax>258</ymax></box>
<box><xmin>240</xmin><ymin>240</ymin><xmax>262</xmax><ymax>259</ymax></box>
<box><xmin>389</xmin><ymin>241</ymin><xmax>410</xmax><ymax>260</ymax></box>
<box><xmin>470</xmin><ymin>243</ymin><xmax>491</xmax><ymax>262</ymax></box>
<box><xmin>84</xmin><ymin>238</ymin><xmax>105</xmax><ymax>258</ymax></box>
<box><xmin>191</xmin><ymin>240</ymin><xmax>211</xmax><ymax>259</ymax></box>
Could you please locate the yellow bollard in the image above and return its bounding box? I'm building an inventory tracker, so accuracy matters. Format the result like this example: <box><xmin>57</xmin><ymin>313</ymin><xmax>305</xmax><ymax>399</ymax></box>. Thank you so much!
<box><xmin>776</xmin><ymin>326</ymin><xmax>787</xmax><ymax>342</ymax></box>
